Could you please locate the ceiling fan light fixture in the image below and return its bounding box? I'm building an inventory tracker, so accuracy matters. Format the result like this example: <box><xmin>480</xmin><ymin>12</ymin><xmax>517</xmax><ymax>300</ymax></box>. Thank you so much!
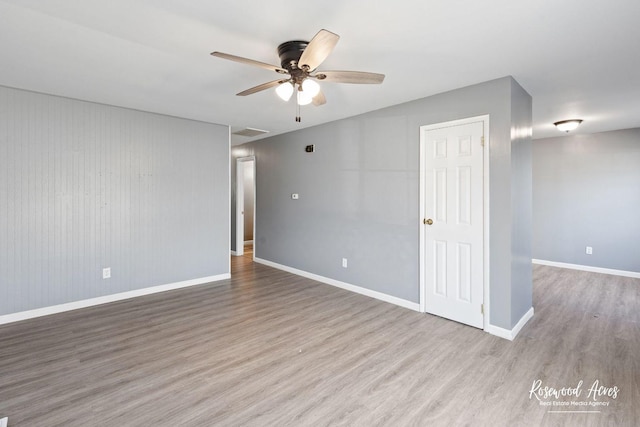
<box><xmin>297</xmin><ymin>89</ymin><xmax>313</xmax><ymax>106</ymax></box>
<box><xmin>211</xmin><ymin>29</ymin><xmax>385</xmax><ymax>121</ymax></box>
<box><xmin>275</xmin><ymin>82</ymin><xmax>294</xmax><ymax>101</ymax></box>
<box><xmin>301</xmin><ymin>79</ymin><xmax>320</xmax><ymax>97</ymax></box>
<box><xmin>554</xmin><ymin>119</ymin><xmax>583</xmax><ymax>132</ymax></box>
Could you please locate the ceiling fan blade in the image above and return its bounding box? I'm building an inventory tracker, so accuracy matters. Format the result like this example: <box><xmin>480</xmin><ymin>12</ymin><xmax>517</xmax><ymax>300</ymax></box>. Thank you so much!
<box><xmin>237</xmin><ymin>79</ymin><xmax>288</xmax><ymax>96</ymax></box>
<box><xmin>211</xmin><ymin>51</ymin><xmax>288</xmax><ymax>74</ymax></box>
<box><xmin>312</xmin><ymin>89</ymin><xmax>326</xmax><ymax>106</ymax></box>
<box><xmin>315</xmin><ymin>70</ymin><xmax>385</xmax><ymax>84</ymax></box>
<box><xmin>298</xmin><ymin>29</ymin><xmax>340</xmax><ymax>71</ymax></box>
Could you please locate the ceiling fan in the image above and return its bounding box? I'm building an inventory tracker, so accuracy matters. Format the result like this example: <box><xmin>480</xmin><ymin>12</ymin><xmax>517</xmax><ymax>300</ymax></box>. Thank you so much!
<box><xmin>211</xmin><ymin>29</ymin><xmax>385</xmax><ymax>122</ymax></box>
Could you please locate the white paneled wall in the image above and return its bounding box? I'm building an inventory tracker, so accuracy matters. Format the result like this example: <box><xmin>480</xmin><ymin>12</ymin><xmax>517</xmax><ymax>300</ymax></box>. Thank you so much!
<box><xmin>0</xmin><ymin>86</ymin><xmax>229</xmax><ymax>316</ymax></box>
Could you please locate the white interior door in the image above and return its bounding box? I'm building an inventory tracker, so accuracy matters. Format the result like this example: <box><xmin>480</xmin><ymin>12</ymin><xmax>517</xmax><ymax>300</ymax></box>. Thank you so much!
<box><xmin>235</xmin><ymin>157</ymin><xmax>255</xmax><ymax>257</ymax></box>
<box><xmin>236</xmin><ymin>160</ymin><xmax>245</xmax><ymax>256</ymax></box>
<box><xmin>421</xmin><ymin>119</ymin><xmax>485</xmax><ymax>328</ymax></box>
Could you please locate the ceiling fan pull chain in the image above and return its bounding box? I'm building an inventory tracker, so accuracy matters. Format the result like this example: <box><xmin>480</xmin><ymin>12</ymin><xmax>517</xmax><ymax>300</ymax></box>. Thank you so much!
<box><xmin>296</xmin><ymin>97</ymin><xmax>301</xmax><ymax>122</ymax></box>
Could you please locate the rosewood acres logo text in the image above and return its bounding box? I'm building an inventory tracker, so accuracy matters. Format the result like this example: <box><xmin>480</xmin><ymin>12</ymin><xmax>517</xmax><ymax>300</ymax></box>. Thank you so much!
<box><xmin>529</xmin><ymin>379</ymin><xmax>619</xmax><ymax>410</ymax></box>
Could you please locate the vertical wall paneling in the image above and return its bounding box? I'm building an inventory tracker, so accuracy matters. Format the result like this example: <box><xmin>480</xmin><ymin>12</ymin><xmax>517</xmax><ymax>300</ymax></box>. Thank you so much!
<box><xmin>0</xmin><ymin>86</ymin><xmax>230</xmax><ymax>316</ymax></box>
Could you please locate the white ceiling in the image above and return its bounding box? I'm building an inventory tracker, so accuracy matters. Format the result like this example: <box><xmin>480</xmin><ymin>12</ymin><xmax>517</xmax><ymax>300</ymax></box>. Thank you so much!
<box><xmin>1</xmin><ymin>0</ymin><xmax>639</xmax><ymax>144</ymax></box>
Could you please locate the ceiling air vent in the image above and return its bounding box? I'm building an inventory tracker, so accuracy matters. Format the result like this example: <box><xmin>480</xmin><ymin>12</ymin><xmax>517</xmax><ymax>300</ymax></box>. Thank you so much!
<box><xmin>232</xmin><ymin>128</ymin><xmax>269</xmax><ymax>138</ymax></box>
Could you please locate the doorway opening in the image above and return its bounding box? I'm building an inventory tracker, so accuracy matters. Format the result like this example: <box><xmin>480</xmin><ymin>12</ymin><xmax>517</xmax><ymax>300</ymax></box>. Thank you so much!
<box><xmin>236</xmin><ymin>156</ymin><xmax>256</xmax><ymax>258</ymax></box>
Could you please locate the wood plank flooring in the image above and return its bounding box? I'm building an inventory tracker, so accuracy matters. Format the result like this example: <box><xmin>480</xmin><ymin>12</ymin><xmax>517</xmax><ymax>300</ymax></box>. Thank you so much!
<box><xmin>0</xmin><ymin>254</ymin><xmax>638</xmax><ymax>426</ymax></box>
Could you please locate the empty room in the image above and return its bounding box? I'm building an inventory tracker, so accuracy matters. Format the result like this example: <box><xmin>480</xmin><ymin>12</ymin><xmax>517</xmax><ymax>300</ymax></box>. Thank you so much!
<box><xmin>1</xmin><ymin>1</ymin><xmax>639</xmax><ymax>426</ymax></box>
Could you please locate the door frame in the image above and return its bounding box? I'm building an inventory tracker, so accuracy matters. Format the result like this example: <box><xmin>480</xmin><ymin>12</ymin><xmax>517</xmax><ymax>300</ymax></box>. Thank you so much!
<box><xmin>419</xmin><ymin>115</ymin><xmax>490</xmax><ymax>330</ymax></box>
<box><xmin>235</xmin><ymin>156</ymin><xmax>256</xmax><ymax>258</ymax></box>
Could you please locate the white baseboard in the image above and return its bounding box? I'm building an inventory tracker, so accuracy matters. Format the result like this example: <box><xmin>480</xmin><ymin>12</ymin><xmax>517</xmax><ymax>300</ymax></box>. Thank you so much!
<box><xmin>244</xmin><ymin>240</ymin><xmax>254</xmax><ymax>245</ymax></box>
<box><xmin>230</xmin><ymin>250</ymin><xmax>238</xmax><ymax>256</ymax></box>
<box><xmin>254</xmin><ymin>257</ymin><xmax>420</xmax><ymax>312</ymax></box>
<box><xmin>532</xmin><ymin>259</ymin><xmax>640</xmax><ymax>279</ymax></box>
<box><xmin>485</xmin><ymin>307</ymin><xmax>534</xmax><ymax>341</ymax></box>
<box><xmin>0</xmin><ymin>273</ymin><xmax>231</xmax><ymax>326</ymax></box>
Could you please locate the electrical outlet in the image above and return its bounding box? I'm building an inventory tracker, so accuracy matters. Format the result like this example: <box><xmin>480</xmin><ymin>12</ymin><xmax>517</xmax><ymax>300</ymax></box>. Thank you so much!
<box><xmin>586</xmin><ymin>246</ymin><xmax>593</xmax><ymax>255</ymax></box>
<box><xmin>342</xmin><ymin>258</ymin><xmax>348</xmax><ymax>268</ymax></box>
<box><xmin>102</xmin><ymin>267</ymin><xmax>111</xmax><ymax>279</ymax></box>
<box><xmin>291</xmin><ymin>193</ymin><xmax>299</xmax><ymax>200</ymax></box>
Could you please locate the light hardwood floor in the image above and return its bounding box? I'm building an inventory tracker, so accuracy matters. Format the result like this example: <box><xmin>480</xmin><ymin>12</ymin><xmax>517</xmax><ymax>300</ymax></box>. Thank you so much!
<box><xmin>0</xmin><ymin>254</ymin><xmax>638</xmax><ymax>426</ymax></box>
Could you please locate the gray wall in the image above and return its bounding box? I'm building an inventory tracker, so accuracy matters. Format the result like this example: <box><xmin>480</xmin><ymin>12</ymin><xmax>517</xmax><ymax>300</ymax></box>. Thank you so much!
<box><xmin>0</xmin><ymin>86</ymin><xmax>230</xmax><ymax>316</ymax></box>
<box><xmin>232</xmin><ymin>76</ymin><xmax>532</xmax><ymax>330</ymax></box>
<box><xmin>533</xmin><ymin>128</ymin><xmax>640</xmax><ymax>272</ymax></box>
<box><xmin>510</xmin><ymin>79</ymin><xmax>533</xmax><ymax>325</ymax></box>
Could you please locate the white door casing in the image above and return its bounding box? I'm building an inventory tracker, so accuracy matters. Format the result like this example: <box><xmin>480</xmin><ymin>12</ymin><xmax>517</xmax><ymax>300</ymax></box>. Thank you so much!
<box><xmin>419</xmin><ymin>117</ymin><xmax>487</xmax><ymax>329</ymax></box>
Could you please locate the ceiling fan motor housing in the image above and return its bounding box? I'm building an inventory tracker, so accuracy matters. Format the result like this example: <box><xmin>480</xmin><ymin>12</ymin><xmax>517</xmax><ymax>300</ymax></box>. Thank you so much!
<box><xmin>277</xmin><ymin>40</ymin><xmax>309</xmax><ymax>71</ymax></box>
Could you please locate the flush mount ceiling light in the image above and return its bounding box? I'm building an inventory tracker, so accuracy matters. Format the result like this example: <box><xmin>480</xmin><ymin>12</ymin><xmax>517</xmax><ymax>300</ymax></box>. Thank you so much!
<box><xmin>211</xmin><ymin>29</ymin><xmax>385</xmax><ymax>122</ymax></box>
<box><xmin>554</xmin><ymin>119</ymin><xmax>583</xmax><ymax>132</ymax></box>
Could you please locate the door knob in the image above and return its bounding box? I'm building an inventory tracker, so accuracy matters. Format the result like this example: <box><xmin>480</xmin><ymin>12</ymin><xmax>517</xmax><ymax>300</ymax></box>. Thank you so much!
<box><xmin>424</xmin><ymin>218</ymin><xmax>433</xmax><ymax>225</ymax></box>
